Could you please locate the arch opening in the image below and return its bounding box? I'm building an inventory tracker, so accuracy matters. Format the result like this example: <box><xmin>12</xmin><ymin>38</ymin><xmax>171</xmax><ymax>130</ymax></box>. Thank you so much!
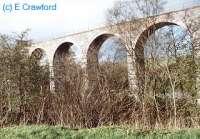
<box><xmin>87</xmin><ymin>34</ymin><xmax>128</xmax><ymax>91</ymax></box>
<box><xmin>31</xmin><ymin>48</ymin><xmax>49</xmax><ymax>65</ymax></box>
<box><xmin>30</xmin><ymin>48</ymin><xmax>50</xmax><ymax>94</ymax></box>
<box><xmin>135</xmin><ymin>22</ymin><xmax>194</xmax><ymax>98</ymax></box>
<box><xmin>53</xmin><ymin>42</ymin><xmax>75</xmax><ymax>93</ymax></box>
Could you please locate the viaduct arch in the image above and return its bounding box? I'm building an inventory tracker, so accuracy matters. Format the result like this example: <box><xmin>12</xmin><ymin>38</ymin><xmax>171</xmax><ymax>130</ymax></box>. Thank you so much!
<box><xmin>134</xmin><ymin>21</ymin><xmax>186</xmax><ymax>96</ymax></box>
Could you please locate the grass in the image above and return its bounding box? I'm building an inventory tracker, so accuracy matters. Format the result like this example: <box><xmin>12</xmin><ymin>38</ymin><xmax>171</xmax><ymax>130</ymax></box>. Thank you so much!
<box><xmin>0</xmin><ymin>125</ymin><xmax>200</xmax><ymax>139</ymax></box>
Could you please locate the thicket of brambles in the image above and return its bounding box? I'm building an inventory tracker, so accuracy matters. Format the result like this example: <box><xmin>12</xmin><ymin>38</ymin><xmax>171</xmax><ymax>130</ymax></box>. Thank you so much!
<box><xmin>0</xmin><ymin>0</ymin><xmax>200</xmax><ymax>130</ymax></box>
<box><xmin>0</xmin><ymin>30</ymin><xmax>199</xmax><ymax>129</ymax></box>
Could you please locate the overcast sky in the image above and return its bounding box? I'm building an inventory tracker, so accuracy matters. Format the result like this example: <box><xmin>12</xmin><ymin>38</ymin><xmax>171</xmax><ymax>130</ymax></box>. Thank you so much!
<box><xmin>0</xmin><ymin>0</ymin><xmax>199</xmax><ymax>42</ymax></box>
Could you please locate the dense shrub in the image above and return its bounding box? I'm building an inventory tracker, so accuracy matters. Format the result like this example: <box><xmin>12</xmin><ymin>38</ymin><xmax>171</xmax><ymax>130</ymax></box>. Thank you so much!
<box><xmin>0</xmin><ymin>34</ymin><xmax>199</xmax><ymax>129</ymax></box>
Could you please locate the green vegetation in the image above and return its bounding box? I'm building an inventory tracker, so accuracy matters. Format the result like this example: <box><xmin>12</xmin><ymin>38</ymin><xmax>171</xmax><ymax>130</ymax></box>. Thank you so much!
<box><xmin>0</xmin><ymin>126</ymin><xmax>200</xmax><ymax>139</ymax></box>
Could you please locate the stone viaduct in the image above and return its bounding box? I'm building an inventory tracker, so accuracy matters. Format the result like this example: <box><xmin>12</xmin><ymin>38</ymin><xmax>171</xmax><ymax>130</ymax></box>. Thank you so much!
<box><xmin>29</xmin><ymin>6</ymin><xmax>200</xmax><ymax>102</ymax></box>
